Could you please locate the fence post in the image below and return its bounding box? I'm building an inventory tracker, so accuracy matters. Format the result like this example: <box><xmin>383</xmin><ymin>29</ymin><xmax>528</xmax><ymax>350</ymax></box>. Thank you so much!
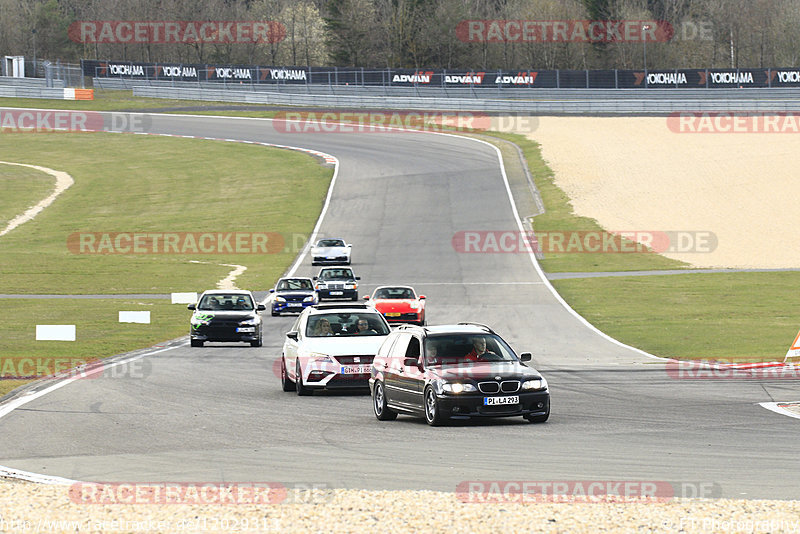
<box><xmin>44</xmin><ymin>61</ymin><xmax>52</xmax><ymax>88</ymax></box>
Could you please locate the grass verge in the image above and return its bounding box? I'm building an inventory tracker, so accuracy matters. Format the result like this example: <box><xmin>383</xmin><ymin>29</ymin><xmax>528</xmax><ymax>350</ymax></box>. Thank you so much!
<box><xmin>484</xmin><ymin>132</ymin><xmax>688</xmax><ymax>273</ymax></box>
<box><xmin>0</xmin><ymin>127</ymin><xmax>331</xmax><ymax>397</ymax></box>
<box><xmin>478</xmin><ymin>131</ymin><xmax>797</xmax><ymax>362</ymax></box>
<box><xmin>0</xmin><ymin>299</ymin><xmax>187</xmax><ymax>397</ymax></box>
<box><xmin>0</xmin><ymin>164</ymin><xmax>54</xmax><ymax>228</ymax></box>
<box><xmin>550</xmin><ymin>272</ymin><xmax>800</xmax><ymax>362</ymax></box>
<box><xmin>0</xmin><ymin>132</ymin><xmax>331</xmax><ymax>294</ymax></box>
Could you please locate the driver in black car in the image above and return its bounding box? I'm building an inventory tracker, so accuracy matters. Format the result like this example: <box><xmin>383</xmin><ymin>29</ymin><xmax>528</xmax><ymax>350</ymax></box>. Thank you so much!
<box><xmin>464</xmin><ymin>337</ymin><xmax>497</xmax><ymax>362</ymax></box>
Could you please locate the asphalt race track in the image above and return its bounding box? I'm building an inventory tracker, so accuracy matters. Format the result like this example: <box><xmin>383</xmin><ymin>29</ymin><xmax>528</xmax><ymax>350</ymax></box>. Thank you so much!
<box><xmin>1</xmin><ymin>113</ymin><xmax>798</xmax><ymax>500</ymax></box>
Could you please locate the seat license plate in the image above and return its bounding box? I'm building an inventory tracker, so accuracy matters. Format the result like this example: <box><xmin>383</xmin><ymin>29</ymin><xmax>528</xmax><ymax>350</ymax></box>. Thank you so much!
<box><xmin>484</xmin><ymin>396</ymin><xmax>519</xmax><ymax>405</ymax></box>
<box><xmin>341</xmin><ymin>365</ymin><xmax>371</xmax><ymax>374</ymax></box>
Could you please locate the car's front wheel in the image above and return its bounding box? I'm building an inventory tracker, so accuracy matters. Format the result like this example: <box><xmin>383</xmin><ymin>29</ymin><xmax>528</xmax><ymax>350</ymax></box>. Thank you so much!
<box><xmin>372</xmin><ymin>381</ymin><xmax>397</xmax><ymax>421</ymax></box>
<box><xmin>296</xmin><ymin>360</ymin><xmax>312</xmax><ymax>396</ymax></box>
<box><xmin>250</xmin><ymin>332</ymin><xmax>263</xmax><ymax>347</ymax></box>
<box><xmin>281</xmin><ymin>357</ymin><xmax>295</xmax><ymax>392</ymax></box>
<box><xmin>424</xmin><ymin>386</ymin><xmax>446</xmax><ymax>426</ymax></box>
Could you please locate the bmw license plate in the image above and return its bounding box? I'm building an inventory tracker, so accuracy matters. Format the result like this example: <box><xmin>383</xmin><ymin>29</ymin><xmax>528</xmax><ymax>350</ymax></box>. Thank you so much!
<box><xmin>341</xmin><ymin>365</ymin><xmax>371</xmax><ymax>374</ymax></box>
<box><xmin>330</xmin><ymin>291</ymin><xmax>343</xmax><ymax>295</ymax></box>
<box><xmin>484</xmin><ymin>396</ymin><xmax>519</xmax><ymax>406</ymax></box>
<box><xmin>236</xmin><ymin>327</ymin><xmax>255</xmax><ymax>333</ymax></box>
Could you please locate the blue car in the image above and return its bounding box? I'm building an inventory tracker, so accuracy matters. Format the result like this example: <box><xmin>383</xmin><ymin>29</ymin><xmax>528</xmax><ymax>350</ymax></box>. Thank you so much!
<box><xmin>270</xmin><ymin>277</ymin><xmax>317</xmax><ymax>316</ymax></box>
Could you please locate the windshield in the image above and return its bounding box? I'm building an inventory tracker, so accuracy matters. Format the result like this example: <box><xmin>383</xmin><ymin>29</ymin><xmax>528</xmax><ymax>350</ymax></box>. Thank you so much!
<box><xmin>306</xmin><ymin>313</ymin><xmax>389</xmax><ymax>337</ymax></box>
<box><xmin>198</xmin><ymin>294</ymin><xmax>254</xmax><ymax>311</ymax></box>
<box><xmin>320</xmin><ymin>269</ymin><xmax>354</xmax><ymax>280</ymax></box>
<box><xmin>277</xmin><ymin>278</ymin><xmax>313</xmax><ymax>291</ymax></box>
<box><xmin>424</xmin><ymin>334</ymin><xmax>518</xmax><ymax>366</ymax></box>
<box><xmin>374</xmin><ymin>287</ymin><xmax>415</xmax><ymax>299</ymax></box>
<box><xmin>318</xmin><ymin>239</ymin><xmax>345</xmax><ymax>247</ymax></box>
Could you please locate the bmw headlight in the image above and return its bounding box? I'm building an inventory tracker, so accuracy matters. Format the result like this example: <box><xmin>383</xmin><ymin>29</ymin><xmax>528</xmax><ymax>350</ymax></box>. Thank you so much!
<box><xmin>521</xmin><ymin>377</ymin><xmax>547</xmax><ymax>391</ymax></box>
<box><xmin>442</xmin><ymin>382</ymin><xmax>477</xmax><ymax>394</ymax></box>
<box><xmin>275</xmin><ymin>296</ymin><xmax>286</xmax><ymax>303</ymax></box>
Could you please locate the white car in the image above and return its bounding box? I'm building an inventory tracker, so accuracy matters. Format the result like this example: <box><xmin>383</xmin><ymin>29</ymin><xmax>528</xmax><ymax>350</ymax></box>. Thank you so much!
<box><xmin>310</xmin><ymin>238</ymin><xmax>352</xmax><ymax>265</ymax></box>
<box><xmin>280</xmin><ymin>303</ymin><xmax>391</xmax><ymax>395</ymax></box>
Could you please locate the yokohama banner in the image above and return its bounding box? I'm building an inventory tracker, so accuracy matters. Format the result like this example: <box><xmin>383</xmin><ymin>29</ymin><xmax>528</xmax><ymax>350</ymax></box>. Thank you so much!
<box><xmin>82</xmin><ymin>60</ymin><xmax>800</xmax><ymax>88</ymax></box>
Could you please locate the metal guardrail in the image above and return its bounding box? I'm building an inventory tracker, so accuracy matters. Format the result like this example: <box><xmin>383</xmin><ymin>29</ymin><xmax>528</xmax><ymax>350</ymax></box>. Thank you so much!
<box><xmin>0</xmin><ymin>76</ymin><xmax>65</xmax><ymax>89</ymax></box>
<box><xmin>0</xmin><ymin>86</ymin><xmax>68</xmax><ymax>99</ymax></box>
<box><xmin>132</xmin><ymin>85</ymin><xmax>800</xmax><ymax>113</ymax></box>
<box><xmin>101</xmin><ymin>77</ymin><xmax>800</xmax><ymax>101</ymax></box>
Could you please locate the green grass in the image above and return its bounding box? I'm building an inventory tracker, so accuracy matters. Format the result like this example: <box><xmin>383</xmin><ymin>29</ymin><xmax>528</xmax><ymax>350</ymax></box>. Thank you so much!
<box><xmin>0</xmin><ymin>298</ymin><xmax>188</xmax><ymax>397</ymax></box>
<box><xmin>0</xmin><ymin>133</ymin><xmax>332</xmax><ymax>294</ymax></box>
<box><xmin>551</xmin><ymin>272</ymin><xmax>800</xmax><ymax>362</ymax></box>
<box><xmin>0</xmin><ymin>129</ymin><xmax>331</xmax><ymax>397</ymax></box>
<box><xmin>0</xmin><ymin>164</ymin><xmax>54</xmax><ymax>228</ymax></box>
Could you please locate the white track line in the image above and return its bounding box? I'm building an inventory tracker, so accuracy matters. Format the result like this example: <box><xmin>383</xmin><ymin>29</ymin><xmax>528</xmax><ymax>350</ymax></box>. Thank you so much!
<box><xmin>759</xmin><ymin>402</ymin><xmax>800</xmax><ymax>420</ymax></box>
<box><xmin>0</xmin><ymin>343</ymin><xmax>185</xmax><ymax>483</ymax></box>
<box><xmin>0</xmin><ymin>161</ymin><xmax>74</xmax><ymax>237</ymax></box>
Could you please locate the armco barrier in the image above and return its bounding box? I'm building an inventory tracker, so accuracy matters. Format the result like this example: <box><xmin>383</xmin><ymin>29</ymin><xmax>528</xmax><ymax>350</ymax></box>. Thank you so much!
<box><xmin>131</xmin><ymin>85</ymin><xmax>800</xmax><ymax>113</ymax></box>
<box><xmin>0</xmin><ymin>86</ymin><xmax>93</xmax><ymax>100</ymax></box>
<box><xmin>0</xmin><ymin>76</ymin><xmax>66</xmax><ymax>88</ymax></box>
<box><xmin>96</xmin><ymin>77</ymin><xmax>800</xmax><ymax>101</ymax></box>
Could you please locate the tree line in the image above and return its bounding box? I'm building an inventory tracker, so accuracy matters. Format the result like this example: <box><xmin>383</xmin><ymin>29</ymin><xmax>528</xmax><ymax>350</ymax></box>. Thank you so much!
<box><xmin>0</xmin><ymin>0</ymin><xmax>798</xmax><ymax>70</ymax></box>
